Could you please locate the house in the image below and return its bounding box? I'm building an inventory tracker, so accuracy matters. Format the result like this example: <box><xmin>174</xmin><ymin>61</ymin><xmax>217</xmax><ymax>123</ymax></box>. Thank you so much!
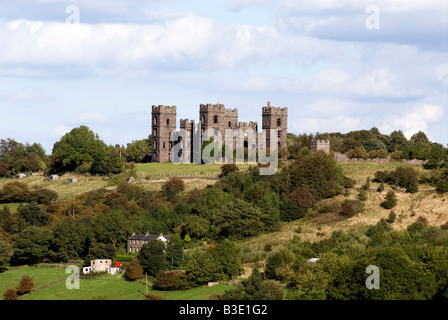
<box><xmin>127</xmin><ymin>232</ymin><xmax>170</xmax><ymax>253</ymax></box>
<box><xmin>82</xmin><ymin>259</ymin><xmax>122</xmax><ymax>275</ymax></box>
<box><xmin>49</xmin><ymin>174</ymin><xmax>59</xmax><ymax>181</ymax></box>
<box><xmin>16</xmin><ymin>173</ymin><xmax>26</xmax><ymax>179</ymax></box>
<box><xmin>68</xmin><ymin>177</ymin><xmax>78</xmax><ymax>184</ymax></box>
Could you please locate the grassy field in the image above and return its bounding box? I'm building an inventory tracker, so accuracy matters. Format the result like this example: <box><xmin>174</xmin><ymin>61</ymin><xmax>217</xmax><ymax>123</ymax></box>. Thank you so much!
<box><xmin>234</xmin><ymin>161</ymin><xmax>448</xmax><ymax>267</ymax></box>
<box><xmin>0</xmin><ymin>265</ymin><xmax>233</xmax><ymax>300</ymax></box>
<box><xmin>135</xmin><ymin>162</ymin><xmax>251</xmax><ymax>177</ymax></box>
<box><xmin>0</xmin><ymin>163</ymin><xmax>251</xmax><ymax>201</ymax></box>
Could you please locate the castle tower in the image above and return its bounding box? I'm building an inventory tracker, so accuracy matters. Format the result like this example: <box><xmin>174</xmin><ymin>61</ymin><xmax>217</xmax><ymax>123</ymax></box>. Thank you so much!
<box><xmin>199</xmin><ymin>103</ymin><xmax>238</xmax><ymax>147</ymax></box>
<box><xmin>310</xmin><ymin>139</ymin><xmax>330</xmax><ymax>154</ymax></box>
<box><xmin>151</xmin><ymin>105</ymin><xmax>177</xmax><ymax>163</ymax></box>
<box><xmin>261</xmin><ymin>101</ymin><xmax>288</xmax><ymax>149</ymax></box>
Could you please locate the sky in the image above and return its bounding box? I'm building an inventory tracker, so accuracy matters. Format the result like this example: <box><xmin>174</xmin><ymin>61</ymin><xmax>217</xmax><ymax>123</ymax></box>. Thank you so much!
<box><xmin>0</xmin><ymin>0</ymin><xmax>447</xmax><ymax>154</ymax></box>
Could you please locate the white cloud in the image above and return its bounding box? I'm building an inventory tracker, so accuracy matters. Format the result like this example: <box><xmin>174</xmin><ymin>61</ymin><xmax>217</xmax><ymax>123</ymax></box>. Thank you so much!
<box><xmin>380</xmin><ymin>104</ymin><xmax>445</xmax><ymax>139</ymax></box>
<box><xmin>70</xmin><ymin>111</ymin><xmax>107</xmax><ymax>125</ymax></box>
<box><xmin>52</xmin><ymin>124</ymin><xmax>72</xmax><ymax>138</ymax></box>
<box><xmin>292</xmin><ymin>115</ymin><xmax>363</xmax><ymax>134</ymax></box>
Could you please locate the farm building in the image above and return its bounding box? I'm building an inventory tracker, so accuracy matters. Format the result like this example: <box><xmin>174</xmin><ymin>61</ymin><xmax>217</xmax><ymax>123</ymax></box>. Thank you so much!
<box><xmin>127</xmin><ymin>232</ymin><xmax>170</xmax><ymax>253</ymax></box>
<box><xmin>68</xmin><ymin>177</ymin><xmax>78</xmax><ymax>184</ymax></box>
<box><xmin>82</xmin><ymin>259</ymin><xmax>122</xmax><ymax>275</ymax></box>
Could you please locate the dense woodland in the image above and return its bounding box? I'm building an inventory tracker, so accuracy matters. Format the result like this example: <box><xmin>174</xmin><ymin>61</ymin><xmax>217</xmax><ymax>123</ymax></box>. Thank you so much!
<box><xmin>1</xmin><ymin>125</ymin><xmax>448</xmax><ymax>300</ymax></box>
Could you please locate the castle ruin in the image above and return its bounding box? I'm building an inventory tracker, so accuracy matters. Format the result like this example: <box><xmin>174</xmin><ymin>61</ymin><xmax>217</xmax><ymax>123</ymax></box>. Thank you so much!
<box><xmin>151</xmin><ymin>102</ymin><xmax>288</xmax><ymax>163</ymax></box>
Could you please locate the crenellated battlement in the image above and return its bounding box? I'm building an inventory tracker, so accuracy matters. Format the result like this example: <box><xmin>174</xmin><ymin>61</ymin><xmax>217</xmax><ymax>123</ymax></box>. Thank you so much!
<box><xmin>262</xmin><ymin>101</ymin><xmax>287</xmax><ymax>114</ymax></box>
<box><xmin>180</xmin><ymin>119</ymin><xmax>195</xmax><ymax>127</ymax></box>
<box><xmin>200</xmin><ymin>103</ymin><xmax>238</xmax><ymax>113</ymax></box>
<box><xmin>152</xmin><ymin>105</ymin><xmax>177</xmax><ymax>113</ymax></box>
<box><xmin>237</xmin><ymin>121</ymin><xmax>258</xmax><ymax>129</ymax></box>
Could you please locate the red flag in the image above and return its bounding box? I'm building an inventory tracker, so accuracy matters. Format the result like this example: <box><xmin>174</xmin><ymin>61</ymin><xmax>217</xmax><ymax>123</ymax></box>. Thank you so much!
<box><xmin>116</xmin><ymin>261</ymin><xmax>121</xmax><ymax>267</ymax></box>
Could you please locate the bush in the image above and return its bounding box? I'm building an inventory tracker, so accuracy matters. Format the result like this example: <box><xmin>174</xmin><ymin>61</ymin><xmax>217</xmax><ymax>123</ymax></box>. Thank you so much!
<box><xmin>358</xmin><ymin>189</ymin><xmax>367</xmax><ymax>201</ymax></box>
<box><xmin>143</xmin><ymin>293</ymin><xmax>166</xmax><ymax>300</ymax></box>
<box><xmin>390</xmin><ymin>150</ymin><xmax>403</xmax><ymax>161</ymax></box>
<box><xmin>382</xmin><ymin>191</ymin><xmax>397</xmax><ymax>209</ymax></box>
<box><xmin>288</xmin><ymin>187</ymin><xmax>315</xmax><ymax>210</ymax></box>
<box><xmin>3</xmin><ymin>288</ymin><xmax>18</xmax><ymax>300</ymax></box>
<box><xmin>154</xmin><ymin>270</ymin><xmax>190</xmax><ymax>291</ymax></box>
<box><xmin>124</xmin><ymin>258</ymin><xmax>143</xmax><ymax>281</ymax></box>
<box><xmin>343</xmin><ymin>176</ymin><xmax>356</xmax><ymax>189</ymax></box>
<box><xmin>340</xmin><ymin>200</ymin><xmax>365</xmax><ymax>218</ymax></box>
<box><xmin>386</xmin><ymin>211</ymin><xmax>397</xmax><ymax>224</ymax></box>
<box><xmin>220</xmin><ymin>164</ymin><xmax>239</xmax><ymax>176</ymax></box>
<box><xmin>16</xmin><ymin>275</ymin><xmax>34</xmax><ymax>295</ymax></box>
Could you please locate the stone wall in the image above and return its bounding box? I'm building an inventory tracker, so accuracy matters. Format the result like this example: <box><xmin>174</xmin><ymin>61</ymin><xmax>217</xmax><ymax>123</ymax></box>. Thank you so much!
<box><xmin>333</xmin><ymin>152</ymin><xmax>428</xmax><ymax>165</ymax></box>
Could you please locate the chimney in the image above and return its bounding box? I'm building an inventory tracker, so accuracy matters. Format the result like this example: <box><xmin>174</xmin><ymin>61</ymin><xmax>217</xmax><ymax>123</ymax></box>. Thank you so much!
<box><xmin>267</xmin><ymin>101</ymin><xmax>270</xmax><ymax>107</ymax></box>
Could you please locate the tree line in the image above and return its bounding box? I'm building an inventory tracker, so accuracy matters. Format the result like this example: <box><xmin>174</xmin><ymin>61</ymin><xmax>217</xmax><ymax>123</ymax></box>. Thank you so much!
<box><xmin>0</xmin><ymin>126</ymin><xmax>152</xmax><ymax>177</ymax></box>
<box><xmin>287</xmin><ymin>128</ymin><xmax>448</xmax><ymax>168</ymax></box>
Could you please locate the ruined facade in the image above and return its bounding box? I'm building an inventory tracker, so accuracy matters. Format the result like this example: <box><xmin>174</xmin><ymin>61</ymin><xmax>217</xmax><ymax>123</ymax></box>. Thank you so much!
<box><xmin>310</xmin><ymin>139</ymin><xmax>331</xmax><ymax>154</ymax></box>
<box><xmin>151</xmin><ymin>102</ymin><xmax>288</xmax><ymax>163</ymax></box>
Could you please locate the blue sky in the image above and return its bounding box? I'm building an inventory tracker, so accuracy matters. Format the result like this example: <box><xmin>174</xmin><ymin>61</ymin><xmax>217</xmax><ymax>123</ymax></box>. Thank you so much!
<box><xmin>0</xmin><ymin>0</ymin><xmax>447</xmax><ymax>154</ymax></box>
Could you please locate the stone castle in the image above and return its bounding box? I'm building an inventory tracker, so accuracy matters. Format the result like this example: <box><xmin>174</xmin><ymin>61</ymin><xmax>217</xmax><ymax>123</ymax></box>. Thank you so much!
<box><xmin>151</xmin><ymin>101</ymin><xmax>288</xmax><ymax>163</ymax></box>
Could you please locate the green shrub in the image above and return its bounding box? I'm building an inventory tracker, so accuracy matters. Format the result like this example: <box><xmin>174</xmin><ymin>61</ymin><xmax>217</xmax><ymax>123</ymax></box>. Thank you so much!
<box><xmin>382</xmin><ymin>191</ymin><xmax>397</xmax><ymax>209</ymax></box>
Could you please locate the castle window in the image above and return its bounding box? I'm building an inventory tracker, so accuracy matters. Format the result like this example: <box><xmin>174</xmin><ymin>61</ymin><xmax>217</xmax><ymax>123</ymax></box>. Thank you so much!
<box><xmin>229</xmin><ymin>121</ymin><xmax>231</xmax><ymax>127</ymax></box>
<box><xmin>214</xmin><ymin>115</ymin><xmax>218</xmax><ymax>124</ymax></box>
<box><xmin>277</xmin><ymin>118</ymin><xmax>281</xmax><ymax>127</ymax></box>
<box><xmin>153</xmin><ymin>116</ymin><xmax>158</xmax><ymax>125</ymax></box>
<box><xmin>202</xmin><ymin>114</ymin><xmax>206</xmax><ymax>124</ymax></box>
<box><xmin>163</xmin><ymin>142</ymin><xmax>166</xmax><ymax>149</ymax></box>
<box><xmin>278</xmin><ymin>130</ymin><xmax>282</xmax><ymax>138</ymax></box>
<box><xmin>166</xmin><ymin>118</ymin><xmax>170</xmax><ymax>125</ymax></box>
<box><xmin>154</xmin><ymin>128</ymin><xmax>158</xmax><ymax>136</ymax></box>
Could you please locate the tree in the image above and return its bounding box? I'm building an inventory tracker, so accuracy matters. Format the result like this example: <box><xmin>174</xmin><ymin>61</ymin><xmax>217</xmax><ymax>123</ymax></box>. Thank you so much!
<box><xmin>0</xmin><ymin>241</ymin><xmax>12</xmax><ymax>272</ymax></box>
<box><xmin>280</xmin><ymin>199</ymin><xmax>306</xmax><ymax>222</ymax></box>
<box><xmin>180</xmin><ymin>215</ymin><xmax>210</xmax><ymax>239</ymax></box>
<box><xmin>51</xmin><ymin>219</ymin><xmax>92</xmax><ymax>262</ymax></box>
<box><xmin>165</xmin><ymin>234</ymin><xmax>184</xmax><ymax>267</ymax></box>
<box><xmin>213</xmin><ymin>198</ymin><xmax>265</xmax><ymax>239</ymax></box>
<box><xmin>184</xmin><ymin>251</ymin><xmax>223</xmax><ymax>286</ymax></box>
<box><xmin>18</xmin><ymin>202</ymin><xmax>49</xmax><ymax>227</ymax></box>
<box><xmin>382</xmin><ymin>191</ymin><xmax>397</xmax><ymax>209</ymax></box>
<box><xmin>124</xmin><ymin>258</ymin><xmax>143</xmax><ymax>281</ymax></box>
<box><xmin>154</xmin><ymin>270</ymin><xmax>189</xmax><ymax>290</ymax></box>
<box><xmin>102</xmin><ymin>146</ymin><xmax>126</xmax><ymax>174</ymax></box>
<box><xmin>126</xmin><ymin>139</ymin><xmax>151</xmax><ymax>163</ymax></box>
<box><xmin>138</xmin><ymin>239</ymin><xmax>167</xmax><ymax>276</ymax></box>
<box><xmin>11</xmin><ymin>226</ymin><xmax>52</xmax><ymax>265</ymax></box>
<box><xmin>222</xmin><ymin>268</ymin><xmax>283</xmax><ymax>300</ymax></box>
<box><xmin>0</xmin><ymin>181</ymin><xmax>31</xmax><ymax>203</ymax></box>
<box><xmin>3</xmin><ymin>288</ymin><xmax>18</xmax><ymax>300</ymax></box>
<box><xmin>85</xmin><ymin>242</ymin><xmax>116</xmax><ymax>261</ymax></box>
<box><xmin>51</xmin><ymin>126</ymin><xmax>109</xmax><ymax>174</ymax></box>
<box><xmin>288</xmin><ymin>187</ymin><xmax>315</xmax><ymax>211</ymax></box>
<box><xmin>161</xmin><ymin>177</ymin><xmax>185</xmax><ymax>198</ymax></box>
<box><xmin>22</xmin><ymin>153</ymin><xmax>42</xmax><ymax>172</ymax></box>
<box><xmin>16</xmin><ymin>275</ymin><xmax>34</xmax><ymax>295</ymax></box>
<box><xmin>287</xmin><ymin>152</ymin><xmax>344</xmax><ymax>201</ymax></box>
<box><xmin>214</xmin><ymin>240</ymin><xmax>242</xmax><ymax>278</ymax></box>
<box><xmin>92</xmin><ymin>210</ymin><xmax>132</xmax><ymax>246</ymax></box>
